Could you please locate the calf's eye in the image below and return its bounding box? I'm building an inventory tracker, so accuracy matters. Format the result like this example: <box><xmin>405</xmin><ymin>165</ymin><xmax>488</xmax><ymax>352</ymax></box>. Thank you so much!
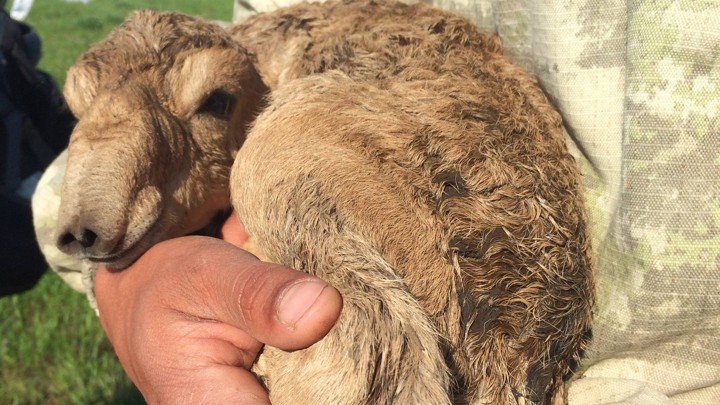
<box><xmin>198</xmin><ymin>90</ymin><xmax>236</xmax><ymax>118</ymax></box>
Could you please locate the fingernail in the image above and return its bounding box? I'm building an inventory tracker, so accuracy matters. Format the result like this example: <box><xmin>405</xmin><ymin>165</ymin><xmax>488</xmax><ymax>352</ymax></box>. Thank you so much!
<box><xmin>276</xmin><ymin>280</ymin><xmax>328</xmax><ymax>328</ymax></box>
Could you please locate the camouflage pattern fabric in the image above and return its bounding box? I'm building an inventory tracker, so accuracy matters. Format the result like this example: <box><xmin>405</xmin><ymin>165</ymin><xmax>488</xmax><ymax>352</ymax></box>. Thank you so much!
<box><xmin>33</xmin><ymin>0</ymin><xmax>719</xmax><ymax>402</ymax></box>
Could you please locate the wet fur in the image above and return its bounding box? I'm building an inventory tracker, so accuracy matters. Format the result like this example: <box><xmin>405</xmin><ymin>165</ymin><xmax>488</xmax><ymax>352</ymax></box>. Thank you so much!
<box><xmin>58</xmin><ymin>1</ymin><xmax>594</xmax><ymax>403</ymax></box>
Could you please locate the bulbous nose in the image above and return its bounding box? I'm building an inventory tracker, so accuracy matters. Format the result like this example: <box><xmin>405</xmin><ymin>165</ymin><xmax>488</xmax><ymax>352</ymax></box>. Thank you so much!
<box><xmin>55</xmin><ymin>217</ymin><xmax>118</xmax><ymax>259</ymax></box>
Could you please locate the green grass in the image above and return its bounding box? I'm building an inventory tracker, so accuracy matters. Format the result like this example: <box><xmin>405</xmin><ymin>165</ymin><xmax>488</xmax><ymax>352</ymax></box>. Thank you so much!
<box><xmin>1</xmin><ymin>1</ymin><xmax>232</xmax><ymax>403</ymax></box>
<box><xmin>27</xmin><ymin>0</ymin><xmax>232</xmax><ymax>85</ymax></box>
<box><xmin>0</xmin><ymin>273</ymin><xmax>144</xmax><ymax>405</ymax></box>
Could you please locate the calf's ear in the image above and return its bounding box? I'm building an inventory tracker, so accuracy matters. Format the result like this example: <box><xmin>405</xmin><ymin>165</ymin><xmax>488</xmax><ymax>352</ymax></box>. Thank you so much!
<box><xmin>64</xmin><ymin>63</ymin><xmax>100</xmax><ymax>119</ymax></box>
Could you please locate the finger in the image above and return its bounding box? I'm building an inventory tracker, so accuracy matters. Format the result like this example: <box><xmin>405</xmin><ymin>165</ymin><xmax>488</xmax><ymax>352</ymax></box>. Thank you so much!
<box><xmin>190</xmin><ymin>365</ymin><xmax>270</xmax><ymax>404</ymax></box>
<box><xmin>219</xmin><ymin>211</ymin><xmax>249</xmax><ymax>248</ymax></box>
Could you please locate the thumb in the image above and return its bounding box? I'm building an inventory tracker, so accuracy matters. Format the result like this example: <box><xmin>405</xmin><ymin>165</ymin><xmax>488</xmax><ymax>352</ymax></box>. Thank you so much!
<box><xmin>151</xmin><ymin>236</ymin><xmax>343</xmax><ymax>350</ymax></box>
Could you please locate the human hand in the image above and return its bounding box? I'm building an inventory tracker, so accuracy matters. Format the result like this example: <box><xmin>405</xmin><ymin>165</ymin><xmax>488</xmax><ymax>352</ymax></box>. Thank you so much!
<box><xmin>94</xmin><ymin>215</ymin><xmax>343</xmax><ymax>404</ymax></box>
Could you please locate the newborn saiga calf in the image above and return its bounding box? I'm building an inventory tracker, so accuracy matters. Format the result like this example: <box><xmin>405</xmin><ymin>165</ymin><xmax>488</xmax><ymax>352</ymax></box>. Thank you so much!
<box><xmin>55</xmin><ymin>1</ymin><xmax>594</xmax><ymax>403</ymax></box>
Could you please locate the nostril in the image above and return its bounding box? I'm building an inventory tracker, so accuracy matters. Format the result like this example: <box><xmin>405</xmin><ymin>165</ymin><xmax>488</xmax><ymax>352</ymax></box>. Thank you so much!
<box><xmin>57</xmin><ymin>228</ymin><xmax>99</xmax><ymax>250</ymax></box>
<box><xmin>58</xmin><ymin>231</ymin><xmax>78</xmax><ymax>247</ymax></box>
<box><xmin>79</xmin><ymin>229</ymin><xmax>98</xmax><ymax>249</ymax></box>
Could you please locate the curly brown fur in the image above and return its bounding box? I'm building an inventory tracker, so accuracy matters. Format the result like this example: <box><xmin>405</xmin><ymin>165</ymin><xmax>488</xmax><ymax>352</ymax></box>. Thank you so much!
<box><xmin>57</xmin><ymin>1</ymin><xmax>594</xmax><ymax>404</ymax></box>
<box><xmin>232</xmin><ymin>2</ymin><xmax>594</xmax><ymax>403</ymax></box>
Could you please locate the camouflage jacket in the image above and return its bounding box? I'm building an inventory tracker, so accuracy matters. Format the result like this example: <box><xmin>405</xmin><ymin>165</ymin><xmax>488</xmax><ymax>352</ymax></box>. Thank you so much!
<box><xmin>33</xmin><ymin>0</ymin><xmax>719</xmax><ymax>403</ymax></box>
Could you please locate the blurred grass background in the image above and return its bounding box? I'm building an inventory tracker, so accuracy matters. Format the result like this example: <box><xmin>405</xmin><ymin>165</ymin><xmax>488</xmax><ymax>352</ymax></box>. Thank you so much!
<box><xmin>0</xmin><ymin>1</ymin><xmax>232</xmax><ymax>403</ymax></box>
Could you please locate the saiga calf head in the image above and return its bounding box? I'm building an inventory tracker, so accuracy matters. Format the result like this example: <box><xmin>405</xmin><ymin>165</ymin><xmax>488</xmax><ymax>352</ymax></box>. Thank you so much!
<box><xmin>56</xmin><ymin>10</ymin><xmax>266</xmax><ymax>269</ymax></box>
